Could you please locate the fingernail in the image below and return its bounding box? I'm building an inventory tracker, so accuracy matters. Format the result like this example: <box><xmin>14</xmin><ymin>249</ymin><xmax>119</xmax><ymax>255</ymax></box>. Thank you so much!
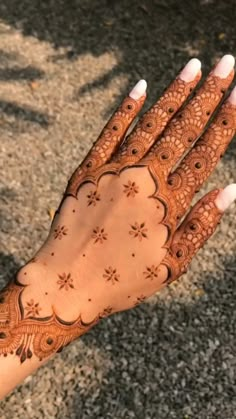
<box><xmin>228</xmin><ymin>86</ymin><xmax>236</xmax><ymax>105</ymax></box>
<box><xmin>213</xmin><ymin>54</ymin><xmax>235</xmax><ymax>78</ymax></box>
<box><xmin>179</xmin><ymin>58</ymin><xmax>201</xmax><ymax>82</ymax></box>
<box><xmin>215</xmin><ymin>183</ymin><xmax>236</xmax><ymax>211</ymax></box>
<box><xmin>129</xmin><ymin>79</ymin><xmax>147</xmax><ymax>100</ymax></box>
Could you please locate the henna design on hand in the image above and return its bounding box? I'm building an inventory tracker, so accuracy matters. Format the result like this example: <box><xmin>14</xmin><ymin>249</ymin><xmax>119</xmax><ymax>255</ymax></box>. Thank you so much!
<box><xmin>103</xmin><ymin>267</ymin><xmax>120</xmax><ymax>284</ymax></box>
<box><xmin>54</xmin><ymin>225</ymin><xmax>68</xmax><ymax>240</ymax></box>
<box><xmin>92</xmin><ymin>227</ymin><xmax>108</xmax><ymax>244</ymax></box>
<box><xmin>2</xmin><ymin>56</ymin><xmax>236</xmax><ymax>363</ymax></box>
<box><xmin>87</xmin><ymin>190</ymin><xmax>101</xmax><ymax>206</ymax></box>
<box><xmin>123</xmin><ymin>180</ymin><xmax>139</xmax><ymax>197</ymax></box>
<box><xmin>57</xmin><ymin>273</ymin><xmax>74</xmax><ymax>290</ymax></box>
<box><xmin>24</xmin><ymin>300</ymin><xmax>42</xmax><ymax>318</ymax></box>
<box><xmin>129</xmin><ymin>222</ymin><xmax>148</xmax><ymax>241</ymax></box>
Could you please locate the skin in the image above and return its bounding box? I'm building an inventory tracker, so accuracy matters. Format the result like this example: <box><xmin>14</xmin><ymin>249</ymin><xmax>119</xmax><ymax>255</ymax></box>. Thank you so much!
<box><xmin>1</xmin><ymin>55</ymin><xmax>236</xmax><ymax>399</ymax></box>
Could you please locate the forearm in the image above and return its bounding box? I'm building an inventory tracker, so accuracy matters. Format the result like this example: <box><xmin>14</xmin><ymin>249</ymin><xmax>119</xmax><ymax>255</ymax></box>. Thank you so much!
<box><xmin>0</xmin><ymin>266</ymin><xmax>100</xmax><ymax>400</ymax></box>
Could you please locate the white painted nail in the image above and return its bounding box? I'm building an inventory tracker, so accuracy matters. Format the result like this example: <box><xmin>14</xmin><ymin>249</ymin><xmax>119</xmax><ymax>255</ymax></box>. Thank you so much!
<box><xmin>228</xmin><ymin>86</ymin><xmax>236</xmax><ymax>105</ymax></box>
<box><xmin>215</xmin><ymin>183</ymin><xmax>236</xmax><ymax>211</ymax></box>
<box><xmin>129</xmin><ymin>79</ymin><xmax>147</xmax><ymax>100</ymax></box>
<box><xmin>213</xmin><ymin>54</ymin><xmax>235</xmax><ymax>78</ymax></box>
<box><xmin>179</xmin><ymin>58</ymin><xmax>201</xmax><ymax>82</ymax></box>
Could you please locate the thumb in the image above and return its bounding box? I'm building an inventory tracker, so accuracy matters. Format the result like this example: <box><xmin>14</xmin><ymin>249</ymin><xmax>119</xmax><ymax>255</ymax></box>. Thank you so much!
<box><xmin>161</xmin><ymin>184</ymin><xmax>236</xmax><ymax>285</ymax></box>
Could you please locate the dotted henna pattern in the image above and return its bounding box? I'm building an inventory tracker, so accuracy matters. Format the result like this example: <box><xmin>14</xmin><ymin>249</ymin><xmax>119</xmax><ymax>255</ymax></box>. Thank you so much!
<box><xmin>1</xmin><ymin>62</ymin><xmax>236</xmax><ymax>364</ymax></box>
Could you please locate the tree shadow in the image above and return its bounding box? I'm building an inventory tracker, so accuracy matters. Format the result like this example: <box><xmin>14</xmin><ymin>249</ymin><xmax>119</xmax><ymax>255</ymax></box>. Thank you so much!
<box><xmin>0</xmin><ymin>49</ymin><xmax>49</xmax><ymax>133</ymax></box>
<box><xmin>0</xmin><ymin>0</ymin><xmax>236</xmax><ymax>95</ymax></box>
<box><xmin>69</xmin><ymin>255</ymin><xmax>236</xmax><ymax>419</ymax></box>
<box><xmin>0</xmin><ymin>100</ymin><xmax>50</xmax><ymax>128</ymax></box>
<box><xmin>0</xmin><ymin>0</ymin><xmax>236</xmax><ymax>146</ymax></box>
<box><xmin>0</xmin><ymin>251</ymin><xmax>235</xmax><ymax>418</ymax></box>
<box><xmin>0</xmin><ymin>252</ymin><xmax>21</xmax><ymax>288</ymax></box>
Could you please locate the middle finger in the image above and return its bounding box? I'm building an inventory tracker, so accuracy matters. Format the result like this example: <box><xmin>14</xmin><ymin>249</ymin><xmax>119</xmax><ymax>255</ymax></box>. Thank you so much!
<box><xmin>142</xmin><ymin>55</ymin><xmax>235</xmax><ymax>178</ymax></box>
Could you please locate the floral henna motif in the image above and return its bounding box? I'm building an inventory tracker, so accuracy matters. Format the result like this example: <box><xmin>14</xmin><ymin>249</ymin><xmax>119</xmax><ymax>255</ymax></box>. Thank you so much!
<box><xmin>57</xmin><ymin>273</ymin><xmax>74</xmax><ymax>290</ymax></box>
<box><xmin>103</xmin><ymin>267</ymin><xmax>120</xmax><ymax>284</ymax></box>
<box><xmin>99</xmin><ymin>306</ymin><xmax>113</xmax><ymax>318</ymax></box>
<box><xmin>0</xmin><ymin>280</ymin><xmax>102</xmax><ymax>362</ymax></box>
<box><xmin>92</xmin><ymin>227</ymin><xmax>108</xmax><ymax>244</ymax></box>
<box><xmin>134</xmin><ymin>295</ymin><xmax>146</xmax><ymax>306</ymax></box>
<box><xmin>54</xmin><ymin>225</ymin><xmax>68</xmax><ymax>240</ymax></box>
<box><xmin>143</xmin><ymin>265</ymin><xmax>160</xmax><ymax>280</ymax></box>
<box><xmin>129</xmin><ymin>222</ymin><xmax>148</xmax><ymax>241</ymax></box>
<box><xmin>123</xmin><ymin>180</ymin><xmax>139</xmax><ymax>197</ymax></box>
<box><xmin>1</xmin><ymin>59</ymin><xmax>236</xmax><ymax>367</ymax></box>
<box><xmin>24</xmin><ymin>300</ymin><xmax>42</xmax><ymax>318</ymax></box>
<box><xmin>87</xmin><ymin>190</ymin><xmax>101</xmax><ymax>206</ymax></box>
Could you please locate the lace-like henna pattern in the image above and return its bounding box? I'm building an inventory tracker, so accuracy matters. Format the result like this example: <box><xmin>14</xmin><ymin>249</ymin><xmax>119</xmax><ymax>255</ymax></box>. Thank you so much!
<box><xmin>0</xmin><ymin>281</ymin><xmax>101</xmax><ymax>362</ymax></box>
<box><xmin>65</xmin><ymin>95</ymin><xmax>146</xmax><ymax>202</ymax></box>
<box><xmin>57</xmin><ymin>273</ymin><xmax>74</xmax><ymax>290</ymax></box>
<box><xmin>112</xmin><ymin>76</ymin><xmax>201</xmax><ymax>166</ymax></box>
<box><xmin>167</xmin><ymin>101</ymin><xmax>236</xmax><ymax>217</ymax></box>
<box><xmin>161</xmin><ymin>190</ymin><xmax>222</xmax><ymax>284</ymax></box>
<box><xmin>123</xmin><ymin>180</ymin><xmax>139</xmax><ymax>197</ymax></box>
<box><xmin>92</xmin><ymin>227</ymin><xmax>108</xmax><ymax>244</ymax></box>
<box><xmin>144</xmin><ymin>71</ymin><xmax>234</xmax><ymax>178</ymax></box>
<box><xmin>103</xmin><ymin>267</ymin><xmax>120</xmax><ymax>284</ymax></box>
<box><xmin>54</xmin><ymin>225</ymin><xmax>68</xmax><ymax>240</ymax></box>
<box><xmin>64</xmin><ymin>75</ymin><xmax>200</xmax><ymax>200</ymax></box>
<box><xmin>1</xmin><ymin>60</ymin><xmax>236</xmax><ymax>365</ymax></box>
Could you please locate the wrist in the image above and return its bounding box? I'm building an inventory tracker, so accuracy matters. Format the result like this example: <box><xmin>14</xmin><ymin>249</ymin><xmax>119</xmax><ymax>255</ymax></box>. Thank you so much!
<box><xmin>0</xmin><ymin>261</ymin><xmax>101</xmax><ymax>364</ymax></box>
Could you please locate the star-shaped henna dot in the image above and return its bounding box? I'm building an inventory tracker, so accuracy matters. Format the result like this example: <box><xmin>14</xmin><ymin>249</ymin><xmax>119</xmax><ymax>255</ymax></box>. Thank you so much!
<box><xmin>87</xmin><ymin>190</ymin><xmax>101</xmax><ymax>206</ymax></box>
<box><xmin>129</xmin><ymin>222</ymin><xmax>148</xmax><ymax>241</ymax></box>
<box><xmin>54</xmin><ymin>225</ymin><xmax>68</xmax><ymax>240</ymax></box>
<box><xmin>57</xmin><ymin>273</ymin><xmax>74</xmax><ymax>290</ymax></box>
<box><xmin>24</xmin><ymin>299</ymin><xmax>42</xmax><ymax>318</ymax></box>
<box><xmin>143</xmin><ymin>265</ymin><xmax>160</xmax><ymax>280</ymax></box>
<box><xmin>134</xmin><ymin>295</ymin><xmax>146</xmax><ymax>306</ymax></box>
<box><xmin>103</xmin><ymin>267</ymin><xmax>120</xmax><ymax>284</ymax></box>
<box><xmin>92</xmin><ymin>227</ymin><xmax>108</xmax><ymax>244</ymax></box>
<box><xmin>123</xmin><ymin>180</ymin><xmax>139</xmax><ymax>197</ymax></box>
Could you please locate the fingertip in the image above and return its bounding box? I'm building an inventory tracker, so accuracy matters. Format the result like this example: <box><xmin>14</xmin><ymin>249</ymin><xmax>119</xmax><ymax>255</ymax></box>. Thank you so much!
<box><xmin>179</xmin><ymin>58</ymin><xmax>201</xmax><ymax>82</ymax></box>
<box><xmin>129</xmin><ymin>79</ymin><xmax>147</xmax><ymax>100</ymax></box>
<box><xmin>228</xmin><ymin>85</ymin><xmax>236</xmax><ymax>105</ymax></box>
<box><xmin>213</xmin><ymin>54</ymin><xmax>235</xmax><ymax>78</ymax></box>
<box><xmin>215</xmin><ymin>183</ymin><xmax>236</xmax><ymax>211</ymax></box>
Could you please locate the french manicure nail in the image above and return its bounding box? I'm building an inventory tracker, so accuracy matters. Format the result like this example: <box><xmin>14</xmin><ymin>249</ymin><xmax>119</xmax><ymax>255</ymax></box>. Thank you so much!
<box><xmin>213</xmin><ymin>54</ymin><xmax>235</xmax><ymax>78</ymax></box>
<box><xmin>179</xmin><ymin>58</ymin><xmax>201</xmax><ymax>82</ymax></box>
<box><xmin>129</xmin><ymin>79</ymin><xmax>147</xmax><ymax>100</ymax></box>
<box><xmin>228</xmin><ymin>86</ymin><xmax>236</xmax><ymax>105</ymax></box>
<box><xmin>215</xmin><ymin>183</ymin><xmax>236</xmax><ymax>211</ymax></box>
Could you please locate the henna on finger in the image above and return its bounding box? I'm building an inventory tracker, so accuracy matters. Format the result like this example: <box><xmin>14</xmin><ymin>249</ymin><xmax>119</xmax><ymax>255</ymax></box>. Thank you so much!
<box><xmin>143</xmin><ymin>55</ymin><xmax>235</xmax><ymax>179</ymax></box>
<box><xmin>167</xmin><ymin>87</ymin><xmax>236</xmax><ymax>218</ymax></box>
<box><xmin>111</xmin><ymin>58</ymin><xmax>201</xmax><ymax>166</ymax></box>
<box><xmin>2</xmin><ymin>56</ymin><xmax>236</xmax><ymax>366</ymax></box>
<box><xmin>66</xmin><ymin>82</ymin><xmax>146</xmax><ymax>198</ymax></box>
<box><xmin>160</xmin><ymin>189</ymin><xmax>222</xmax><ymax>284</ymax></box>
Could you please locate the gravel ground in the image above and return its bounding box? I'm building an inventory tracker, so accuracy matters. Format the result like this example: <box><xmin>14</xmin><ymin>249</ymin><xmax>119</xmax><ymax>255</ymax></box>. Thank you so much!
<box><xmin>0</xmin><ymin>0</ymin><xmax>236</xmax><ymax>418</ymax></box>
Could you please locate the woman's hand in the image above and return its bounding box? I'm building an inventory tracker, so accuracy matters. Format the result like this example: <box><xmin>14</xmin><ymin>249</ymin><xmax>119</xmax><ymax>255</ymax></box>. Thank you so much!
<box><xmin>2</xmin><ymin>54</ymin><xmax>236</xmax><ymax>365</ymax></box>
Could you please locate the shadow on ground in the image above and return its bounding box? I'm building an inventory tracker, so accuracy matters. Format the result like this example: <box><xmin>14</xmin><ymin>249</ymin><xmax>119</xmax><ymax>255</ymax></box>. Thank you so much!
<box><xmin>0</xmin><ymin>0</ymin><xmax>236</xmax><ymax>137</ymax></box>
<box><xmin>0</xmin><ymin>250</ymin><xmax>236</xmax><ymax>418</ymax></box>
<box><xmin>68</xmin><ymin>254</ymin><xmax>236</xmax><ymax>418</ymax></box>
